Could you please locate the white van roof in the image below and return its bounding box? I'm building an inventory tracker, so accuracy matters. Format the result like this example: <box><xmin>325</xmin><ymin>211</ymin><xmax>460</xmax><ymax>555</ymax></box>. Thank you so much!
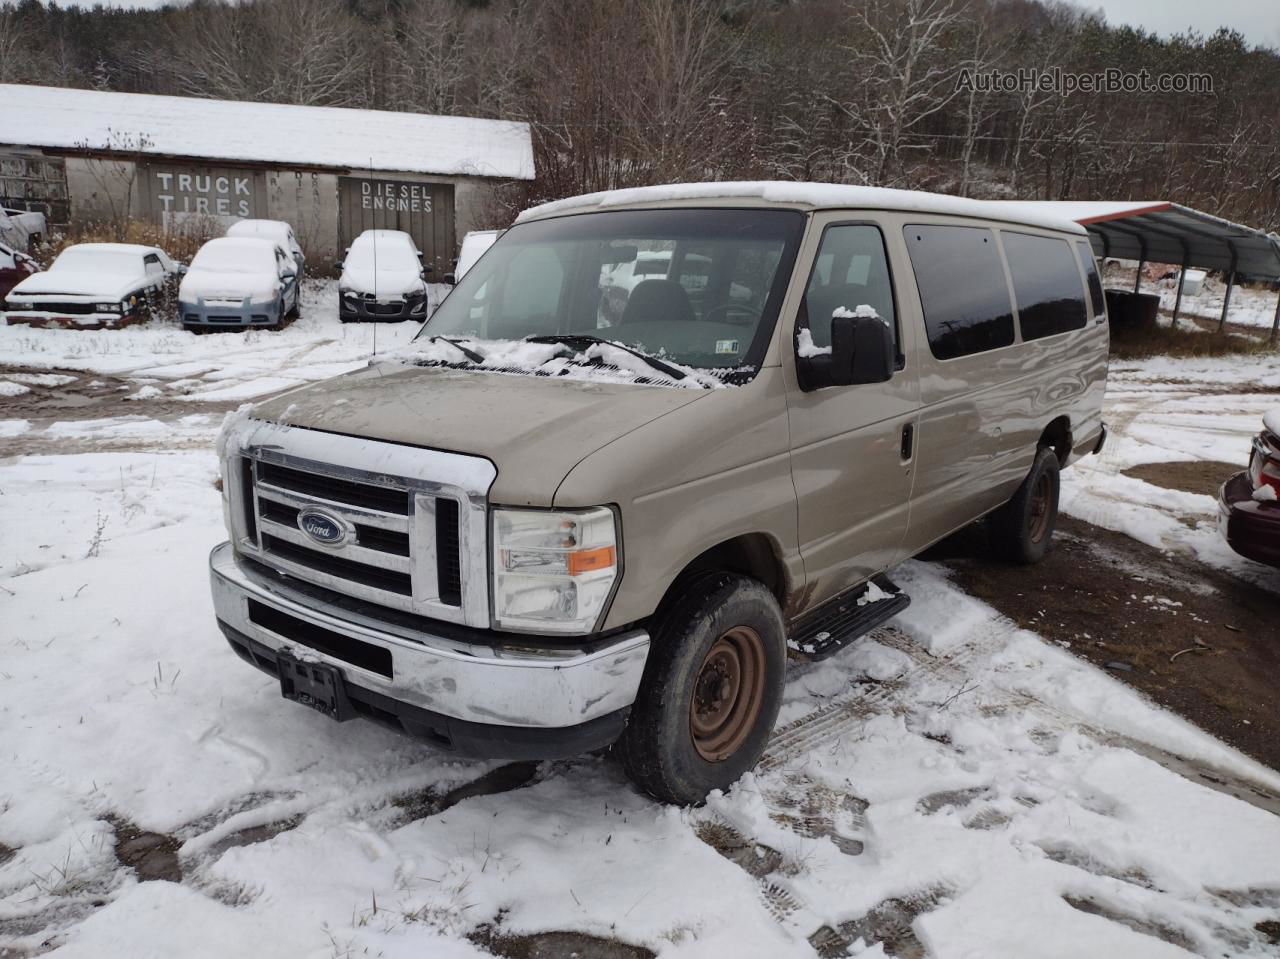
<box><xmin>517</xmin><ymin>181</ymin><xmax>1089</xmax><ymax>235</ymax></box>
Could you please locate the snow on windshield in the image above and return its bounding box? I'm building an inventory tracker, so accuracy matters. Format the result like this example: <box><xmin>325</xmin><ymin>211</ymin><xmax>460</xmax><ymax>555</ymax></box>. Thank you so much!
<box><xmin>345</xmin><ymin>236</ymin><xmax>419</xmax><ymax>273</ymax></box>
<box><xmin>192</xmin><ymin>241</ymin><xmax>275</xmax><ymax>273</ymax></box>
<box><xmin>394</xmin><ymin>335</ymin><xmax>729</xmax><ymax>389</ymax></box>
<box><xmin>52</xmin><ymin>248</ymin><xmax>141</xmax><ymax>275</ymax></box>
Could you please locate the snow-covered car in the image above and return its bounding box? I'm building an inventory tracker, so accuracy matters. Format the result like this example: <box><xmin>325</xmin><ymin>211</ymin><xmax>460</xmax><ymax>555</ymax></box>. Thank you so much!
<box><xmin>0</xmin><ymin>240</ymin><xmax>39</xmax><ymax>302</ymax></box>
<box><xmin>1218</xmin><ymin>409</ymin><xmax>1280</xmax><ymax>567</ymax></box>
<box><xmin>3</xmin><ymin>242</ymin><xmax>179</xmax><ymax>326</ymax></box>
<box><xmin>226</xmin><ymin>219</ymin><xmax>306</xmax><ymax>279</ymax></box>
<box><xmin>180</xmin><ymin>236</ymin><xmax>300</xmax><ymax>331</ymax></box>
<box><xmin>453</xmin><ymin>229</ymin><xmax>501</xmax><ymax>281</ymax></box>
<box><xmin>0</xmin><ymin>207</ymin><xmax>47</xmax><ymax>253</ymax></box>
<box><xmin>337</xmin><ymin>229</ymin><xmax>428</xmax><ymax>322</ymax></box>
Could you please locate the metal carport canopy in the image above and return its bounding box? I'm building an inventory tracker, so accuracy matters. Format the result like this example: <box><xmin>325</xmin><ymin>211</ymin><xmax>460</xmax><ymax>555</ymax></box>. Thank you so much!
<box><xmin>986</xmin><ymin>200</ymin><xmax>1280</xmax><ymax>280</ymax></box>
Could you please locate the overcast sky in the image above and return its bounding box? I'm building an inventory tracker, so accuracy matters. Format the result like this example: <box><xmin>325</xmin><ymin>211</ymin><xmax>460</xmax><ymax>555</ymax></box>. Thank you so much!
<box><xmin>1068</xmin><ymin>0</ymin><xmax>1280</xmax><ymax>50</ymax></box>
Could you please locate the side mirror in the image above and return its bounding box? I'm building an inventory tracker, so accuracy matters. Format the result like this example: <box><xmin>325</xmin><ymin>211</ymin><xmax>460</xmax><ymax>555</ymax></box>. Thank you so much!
<box><xmin>798</xmin><ymin>311</ymin><xmax>894</xmax><ymax>390</ymax></box>
<box><xmin>176</xmin><ymin>264</ymin><xmax>189</xmax><ymax>275</ymax></box>
<box><xmin>443</xmin><ymin>272</ymin><xmax>457</xmax><ymax>285</ymax></box>
<box><xmin>422</xmin><ymin>264</ymin><xmax>433</xmax><ymax>274</ymax></box>
<box><xmin>334</xmin><ymin>260</ymin><xmax>344</xmax><ymax>271</ymax></box>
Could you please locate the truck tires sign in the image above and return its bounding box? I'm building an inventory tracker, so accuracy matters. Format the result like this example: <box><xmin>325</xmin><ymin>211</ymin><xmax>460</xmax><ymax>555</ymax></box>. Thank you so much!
<box><xmin>141</xmin><ymin>162</ymin><xmax>266</xmax><ymax>224</ymax></box>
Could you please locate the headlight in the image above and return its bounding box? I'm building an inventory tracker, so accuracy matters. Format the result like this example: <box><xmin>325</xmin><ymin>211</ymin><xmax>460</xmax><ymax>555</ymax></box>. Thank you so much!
<box><xmin>491</xmin><ymin>506</ymin><xmax>619</xmax><ymax>634</ymax></box>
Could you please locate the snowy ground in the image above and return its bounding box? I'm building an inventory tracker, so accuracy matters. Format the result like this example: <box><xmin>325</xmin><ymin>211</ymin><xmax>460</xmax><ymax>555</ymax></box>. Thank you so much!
<box><xmin>3</xmin><ymin>300</ymin><xmax>1280</xmax><ymax>958</ymax></box>
<box><xmin>1061</xmin><ymin>355</ymin><xmax>1280</xmax><ymax>591</ymax></box>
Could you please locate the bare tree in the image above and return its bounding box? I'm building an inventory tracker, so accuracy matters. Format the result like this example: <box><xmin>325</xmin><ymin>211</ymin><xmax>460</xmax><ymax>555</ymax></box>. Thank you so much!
<box><xmin>841</xmin><ymin>0</ymin><xmax>967</xmax><ymax>187</ymax></box>
<box><xmin>0</xmin><ymin>6</ymin><xmax>33</xmax><ymax>84</ymax></box>
<box><xmin>74</xmin><ymin>130</ymin><xmax>154</xmax><ymax>241</ymax></box>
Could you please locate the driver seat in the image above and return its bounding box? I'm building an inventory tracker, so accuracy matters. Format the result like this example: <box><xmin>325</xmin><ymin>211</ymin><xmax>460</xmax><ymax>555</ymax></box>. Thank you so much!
<box><xmin>620</xmin><ymin>279</ymin><xmax>696</xmax><ymax>325</ymax></box>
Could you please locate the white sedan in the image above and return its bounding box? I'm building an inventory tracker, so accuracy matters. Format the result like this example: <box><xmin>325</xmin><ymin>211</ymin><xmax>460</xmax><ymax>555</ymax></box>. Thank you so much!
<box><xmin>3</xmin><ymin>242</ymin><xmax>179</xmax><ymax>327</ymax></box>
<box><xmin>338</xmin><ymin>229</ymin><xmax>429</xmax><ymax>322</ymax></box>
<box><xmin>179</xmin><ymin>237</ymin><xmax>300</xmax><ymax>331</ymax></box>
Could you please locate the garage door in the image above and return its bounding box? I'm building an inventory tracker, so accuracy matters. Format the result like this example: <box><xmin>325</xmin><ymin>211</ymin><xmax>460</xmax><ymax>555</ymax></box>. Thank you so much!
<box><xmin>338</xmin><ymin>177</ymin><xmax>456</xmax><ymax>278</ymax></box>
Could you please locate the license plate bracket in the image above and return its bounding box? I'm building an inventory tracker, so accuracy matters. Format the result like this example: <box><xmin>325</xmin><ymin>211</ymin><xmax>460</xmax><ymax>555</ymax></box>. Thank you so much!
<box><xmin>278</xmin><ymin>652</ymin><xmax>354</xmax><ymax>721</ymax></box>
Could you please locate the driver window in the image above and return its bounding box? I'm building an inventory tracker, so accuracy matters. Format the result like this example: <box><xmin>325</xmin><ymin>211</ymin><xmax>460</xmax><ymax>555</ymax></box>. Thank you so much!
<box><xmin>802</xmin><ymin>225</ymin><xmax>896</xmax><ymax>352</ymax></box>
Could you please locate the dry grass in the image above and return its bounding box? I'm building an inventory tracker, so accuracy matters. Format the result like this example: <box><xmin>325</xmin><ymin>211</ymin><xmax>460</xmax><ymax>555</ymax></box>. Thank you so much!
<box><xmin>1110</xmin><ymin>320</ymin><xmax>1276</xmax><ymax>360</ymax></box>
<box><xmin>35</xmin><ymin>219</ymin><xmax>221</xmax><ymax>268</ymax></box>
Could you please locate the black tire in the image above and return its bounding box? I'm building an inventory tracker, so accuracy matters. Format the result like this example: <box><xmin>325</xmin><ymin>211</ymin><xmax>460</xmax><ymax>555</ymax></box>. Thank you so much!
<box><xmin>618</xmin><ymin>572</ymin><xmax>786</xmax><ymax>805</ymax></box>
<box><xmin>989</xmin><ymin>446</ymin><xmax>1060</xmax><ymax>564</ymax></box>
<box><xmin>288</xmin><ymin>285</ymin><xmax>301</xmax><ymax>319</ymax></box>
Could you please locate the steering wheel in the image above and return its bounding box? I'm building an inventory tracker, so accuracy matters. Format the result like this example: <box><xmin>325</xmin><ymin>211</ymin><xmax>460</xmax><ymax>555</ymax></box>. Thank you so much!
<box><xmin>701</xmin><ymin>302</ymin><xmax>763</xmax><ymax>325</ymax></box>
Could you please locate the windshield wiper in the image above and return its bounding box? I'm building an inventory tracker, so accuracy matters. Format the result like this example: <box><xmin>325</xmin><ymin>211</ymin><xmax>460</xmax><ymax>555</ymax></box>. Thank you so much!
<box><xmin>427</xmin><ymin>336</ymin><xmax>486</xmax><ymax>364</ymax></box>
<box><xmin>523</xmin><ymin>334</ymin><xmax>687</xmax><ymax>382</ymax></box>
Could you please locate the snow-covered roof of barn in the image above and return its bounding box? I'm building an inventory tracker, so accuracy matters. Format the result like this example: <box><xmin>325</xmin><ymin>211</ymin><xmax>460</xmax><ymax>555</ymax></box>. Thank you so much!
<box><xmin>0</xmin><ymin>84</ymin><xmax>535</xmax><ymax>181</ymax></box>
<box><xmin>517</xmin><ymin>181</ymin><xmax>1088</xmax><ymax>234</ymax></box>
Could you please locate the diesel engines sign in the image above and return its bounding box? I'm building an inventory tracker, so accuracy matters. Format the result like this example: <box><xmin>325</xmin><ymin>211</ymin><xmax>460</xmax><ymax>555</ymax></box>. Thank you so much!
<box><xmin>141</xmin><ymin>163</ymin><xmax>266</xmax><ymax>221</ymax></box>
<box><xmin>338</xmin><ymin>176</ymin><xmax>455</xmax><ymax>278</ymax></box>
<box><xmin>359</xmin><ymin>179</ymin><xmax>434</xmax><ymax>213</ymax></box>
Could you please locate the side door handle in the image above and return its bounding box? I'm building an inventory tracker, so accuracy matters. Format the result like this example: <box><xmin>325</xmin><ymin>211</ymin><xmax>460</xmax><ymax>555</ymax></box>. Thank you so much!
<box><xmin>901</xmin><ymin>422</ymin><xmax>915</xmax><ymax>461</ymax></box>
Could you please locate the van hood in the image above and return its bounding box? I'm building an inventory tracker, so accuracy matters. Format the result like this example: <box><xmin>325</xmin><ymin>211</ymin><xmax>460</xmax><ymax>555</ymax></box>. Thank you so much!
<box><xmin>249</xmin><ymin>363</ymin><xmax>708</xmax><ymax>506</ymax></box>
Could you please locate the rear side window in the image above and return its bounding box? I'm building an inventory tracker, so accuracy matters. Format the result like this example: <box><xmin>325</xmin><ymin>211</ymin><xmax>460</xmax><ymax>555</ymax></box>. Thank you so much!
<box><xmin>1003</xmin><ymin>232</ymin><xmax>1088</xmax><ymax>340</ymax></box>
<box><xmin>1075</xmin><ymin>240</ymin><xmax>1106</xmax><ymax>321</ymax></box>
<box><xmin>904</xmin><ymin>224</ymin><xmax>1014</xmax><ymax>360</ymax></box>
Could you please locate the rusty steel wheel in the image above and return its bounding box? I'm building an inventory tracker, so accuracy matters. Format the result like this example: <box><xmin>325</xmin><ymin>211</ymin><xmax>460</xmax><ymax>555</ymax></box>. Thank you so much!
<box><xmin>1028</xmin><ymin>472</ymin><xmax>1053</xmax><ymax>544</ymax></box>
<box><xmin>690</xmin><ymin>625</ymin><xmax>767</xmax><ymax>763</ymax></box>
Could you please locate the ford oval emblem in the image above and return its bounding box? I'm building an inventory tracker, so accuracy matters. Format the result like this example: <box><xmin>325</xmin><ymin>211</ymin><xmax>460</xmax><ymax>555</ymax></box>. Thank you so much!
<box><xmin>297</xmin><ymin>507</ymin><xmax>348</xmax><ymax>547</ymax></box>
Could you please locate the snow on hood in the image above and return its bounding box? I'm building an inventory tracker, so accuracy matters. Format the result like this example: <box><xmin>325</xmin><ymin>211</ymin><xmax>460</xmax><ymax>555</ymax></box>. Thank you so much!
<box><xmin>180</xmin><ymin>268</ymin><xmax>278</xmax><ymax>302</ymax></box>
<box><xmin>10</xmin><ymin>270</ymin><xmax>145</xmax><ymax>300</ymax></box>
<box><xmin>1264</xmin><ymin>408</ymin><xmax>1280</xmax><ymax>438</ymax></box>
<box><xmin>339</xmin><ymin>266</ymin><xmax>424</xmax><ymax>298</ymax></box>
<box><xmin>394</xmin><ymin>336</ymin><xmax>727</xmax><ymax>389</ymax></box>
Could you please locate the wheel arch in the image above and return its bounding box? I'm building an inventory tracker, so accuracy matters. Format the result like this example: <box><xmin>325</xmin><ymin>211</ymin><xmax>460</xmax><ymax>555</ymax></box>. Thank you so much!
<box><xmin>653</xmin><ymin>532</ymin><xmax>789</xmax><ymax>622</ymax></box>
<box><xmin>1039</xmin><ymin>415</ymin><xmax>1073</xmax><ymax>468</ymax></box>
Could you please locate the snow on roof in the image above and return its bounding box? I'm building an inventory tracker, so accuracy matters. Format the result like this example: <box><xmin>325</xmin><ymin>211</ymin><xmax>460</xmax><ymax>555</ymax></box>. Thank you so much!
<box><xmin>0</xmin><ymin>84</ymin><xmax>535</xmax><ymax>181</ymax></box>
<box><xmin>517</xmin><ymin>181</ymin><xmax>1088</xmax><ymax>234</ymax></box>
<box><xmin>62</xmin><ymin>242</ymin><xmax>164</xmax><ymax>255</ymax></box>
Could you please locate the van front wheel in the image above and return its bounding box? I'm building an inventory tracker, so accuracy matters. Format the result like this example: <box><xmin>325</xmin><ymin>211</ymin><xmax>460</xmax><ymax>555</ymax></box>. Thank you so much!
<box><xmin>619</xmin><ymin>573</ymin><xmax>786</xmax><ymax>805</ymax></box>
<box><xmin>989</xmin><ymin>446</ymin><xmax>1060</xmax><ymax>564</ymax></box>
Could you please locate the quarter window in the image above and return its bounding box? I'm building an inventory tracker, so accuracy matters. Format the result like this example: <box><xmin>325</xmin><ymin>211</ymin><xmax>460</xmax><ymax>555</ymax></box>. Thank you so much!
<box><xmin>1003</xmin><ymin>231</ymin><xmax>1088</xmax><ymax>340</ymax></box>
<box><xmin>1075</xmin><ymin>240</ymin><xmax>1107</xmax><ymax>321</ymax></box>
<box><xmin>802</xmin><ymin>225</ymin><xmax>897</xmax><ymax>354</ymax></box>
<box><xmin>904</xmin><ymin>225</ymin><xmax>1014</xmax><ymax>360</ymax></box>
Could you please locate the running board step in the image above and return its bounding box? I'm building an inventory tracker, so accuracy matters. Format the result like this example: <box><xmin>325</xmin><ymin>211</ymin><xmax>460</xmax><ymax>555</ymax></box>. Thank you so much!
<box><xmin>787</xmin><ymin>575</ymin><xmax>911</xmax><ymax>662</ymax></box>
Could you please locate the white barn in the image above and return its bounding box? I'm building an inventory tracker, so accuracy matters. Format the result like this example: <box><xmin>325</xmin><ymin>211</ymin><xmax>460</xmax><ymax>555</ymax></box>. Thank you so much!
<box><xmin>0</xmin><ymin>84</ymin><xmax>535</xmax><ymax>271</ymax></box>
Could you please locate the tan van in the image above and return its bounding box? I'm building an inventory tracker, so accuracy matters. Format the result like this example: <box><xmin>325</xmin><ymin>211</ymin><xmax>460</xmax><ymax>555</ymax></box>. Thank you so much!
<box><xmin>211</xmin><ymin>182</ymin><xmax>1108</xmax><ymax>804</ymax></box>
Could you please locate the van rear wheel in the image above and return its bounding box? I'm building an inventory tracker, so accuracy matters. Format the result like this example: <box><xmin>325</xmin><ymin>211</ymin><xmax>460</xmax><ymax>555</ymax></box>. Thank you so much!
<box><xmin>618</xmin><ymin>573</ymin><xmax>785</xmax><ymax>805</ymax></box>
<box><xmin>989</xmin><ymin>446</ymin><xmax>1060</xmax><ymax>564</ymax></box>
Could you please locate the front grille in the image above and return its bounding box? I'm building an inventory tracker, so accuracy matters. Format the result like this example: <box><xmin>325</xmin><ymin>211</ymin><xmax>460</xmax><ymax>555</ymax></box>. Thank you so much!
<box><xmin>257</xmin><ymin>460</ymin><xmax>409</xmax><ymax>514</ymax></box>
<box><xmin>436</xmin><ymin>499</ymin><xmax>462</xmax><ymax>606</ymax></box>
<box><xmin>34</xmin><ymin>302</ymin><xmax>97</xmax><ymax>315</ymax></box>
<box><xmin>244</xmin><ymin>454</ymin><xmax>466</xmax><ymax>616</ymax></box>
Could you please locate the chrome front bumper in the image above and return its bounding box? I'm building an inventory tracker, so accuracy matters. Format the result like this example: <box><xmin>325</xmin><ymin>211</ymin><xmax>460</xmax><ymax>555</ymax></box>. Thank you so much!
<box><xmin>210</xmin><ymin>541</ymin><xmax>650</xmax><ymax>730</ymax></box>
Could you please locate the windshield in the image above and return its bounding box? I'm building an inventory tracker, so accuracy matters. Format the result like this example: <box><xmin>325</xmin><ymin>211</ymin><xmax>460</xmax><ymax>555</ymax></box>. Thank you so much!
<box><xmin>192</xmin><ymin>242</ymin><xmax>273</xmax><ymax>273</ymax></box>
<box><xmin>416</xmin><ymin>208</ymin><xmax>804</xmax><ymax>376</ymax></box>
<box><xmin>52</xmin><ymin>249</ymin><xmax>141</xmax><ymax>275</ymax></box>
